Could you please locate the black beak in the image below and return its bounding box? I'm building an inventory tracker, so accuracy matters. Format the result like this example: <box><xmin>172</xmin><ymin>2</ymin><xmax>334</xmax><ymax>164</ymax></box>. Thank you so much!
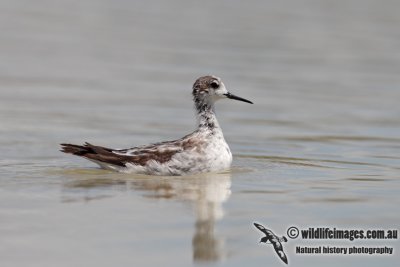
<box><xmin>224</xmin><ymin>92</ymin><xmax>253</xmax><ymax>104</ymax></box>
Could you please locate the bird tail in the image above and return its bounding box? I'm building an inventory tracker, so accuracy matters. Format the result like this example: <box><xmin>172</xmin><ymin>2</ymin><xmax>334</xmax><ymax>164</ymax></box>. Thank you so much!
<box><xmin>60</xmin><ymin>143</ymin><xmax>93</xmax><ymax>156</ymax></box>
<box><xmin>60</xmin><ymin>142</ymin><xmax>129</xmax><ymax>168</ymax></box>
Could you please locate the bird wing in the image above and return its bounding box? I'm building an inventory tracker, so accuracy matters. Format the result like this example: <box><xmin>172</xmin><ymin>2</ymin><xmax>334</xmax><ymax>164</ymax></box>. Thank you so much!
<box><xmin>253</xmin><ymin>223</ymin><xmax>274</xmax><ymax>238</ymax></box>
<box><xmin>272</xmin><ymin>241</ymin><xmax>288</xmax><ymax>264</ymax></box>
<box><xmin>61</xmin><ymin>141</ymin><xmax>184</xmax><ymax>167</ymax></box>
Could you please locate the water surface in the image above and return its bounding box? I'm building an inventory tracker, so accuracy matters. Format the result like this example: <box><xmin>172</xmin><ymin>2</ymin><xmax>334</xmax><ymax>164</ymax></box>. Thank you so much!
<box><xmin>0</xmin><ymin>0</ymin><xmax>399</xmax><ymax>266</ymax></box>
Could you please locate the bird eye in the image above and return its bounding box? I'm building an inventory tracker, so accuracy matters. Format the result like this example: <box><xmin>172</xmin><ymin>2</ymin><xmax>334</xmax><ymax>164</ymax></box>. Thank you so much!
<box><xmin>210</xmin><ymin>81</ymin><xmax>219</xmax><ymax>89</ymax></box>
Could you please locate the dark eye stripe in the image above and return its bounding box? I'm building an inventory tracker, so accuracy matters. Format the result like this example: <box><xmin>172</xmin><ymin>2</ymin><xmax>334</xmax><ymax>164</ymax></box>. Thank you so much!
<box><xmin>210</xmin><ymin>81</ymin><xmax>219</xmax><ymax>89</ymax></box>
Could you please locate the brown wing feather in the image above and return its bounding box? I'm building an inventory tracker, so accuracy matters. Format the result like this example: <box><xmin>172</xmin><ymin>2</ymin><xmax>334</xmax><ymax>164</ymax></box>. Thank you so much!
<box><xmin>60</xmin><ymin>142</ymin><xmax>183</xmax><ymax>167</ymax></box>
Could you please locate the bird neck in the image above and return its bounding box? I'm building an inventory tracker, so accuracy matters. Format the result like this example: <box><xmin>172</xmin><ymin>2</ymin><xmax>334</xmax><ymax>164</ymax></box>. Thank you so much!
<box><xmin>194</xmin><ymin>98</ymin><xmax>220</xmax><ymax>131</ymax></box>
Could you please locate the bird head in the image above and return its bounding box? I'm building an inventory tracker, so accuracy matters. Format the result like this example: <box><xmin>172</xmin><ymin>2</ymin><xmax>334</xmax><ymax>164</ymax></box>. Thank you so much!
<box><xmin>192</xmin><ymin>75</ymin><xmax>253</xmax><ymax>108</ymax></box>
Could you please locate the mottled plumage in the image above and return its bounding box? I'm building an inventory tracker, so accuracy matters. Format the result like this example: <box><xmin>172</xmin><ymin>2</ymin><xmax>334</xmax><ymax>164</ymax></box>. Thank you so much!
<box><xmin>61</xmin><ymin>75</ymin><xmax>253</xmax><ymax>176</ymax></box>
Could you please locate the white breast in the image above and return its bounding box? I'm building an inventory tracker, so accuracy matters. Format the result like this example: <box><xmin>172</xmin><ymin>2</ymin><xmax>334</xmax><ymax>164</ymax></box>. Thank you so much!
<box><xmin>203</xmin><ymin>131</ymin><xmax>232</xmax><ymax>172</ymax></box>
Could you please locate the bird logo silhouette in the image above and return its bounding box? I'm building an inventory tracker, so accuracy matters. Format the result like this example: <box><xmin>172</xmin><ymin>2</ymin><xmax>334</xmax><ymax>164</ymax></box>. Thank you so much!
<box><xmin>254</xmin><ymin>222</ymin><xmax>289</xmax><ymax>264</ymax></box>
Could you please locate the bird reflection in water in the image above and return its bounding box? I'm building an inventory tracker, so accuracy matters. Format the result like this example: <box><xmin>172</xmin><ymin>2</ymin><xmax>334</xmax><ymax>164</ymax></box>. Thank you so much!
<box><xmin>62</xmin><ymin>170</ymin><xmax>231</xmax><ymax>263</ymax></box>
<box><xmin>133</xmin><ymin>172</ymin><xmax>231</xmax><ymax>262</ymax></box>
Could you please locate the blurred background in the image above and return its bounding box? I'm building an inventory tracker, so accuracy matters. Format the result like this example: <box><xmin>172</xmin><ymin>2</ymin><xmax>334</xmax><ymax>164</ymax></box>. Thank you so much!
<box><xmin>0</xmin><ymin>0</ymin><xmax>399</xmax><ymax>266</ymax></box>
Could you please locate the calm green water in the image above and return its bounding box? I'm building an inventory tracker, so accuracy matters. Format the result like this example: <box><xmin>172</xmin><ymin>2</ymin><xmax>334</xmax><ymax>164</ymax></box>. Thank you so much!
<box><xmin>0</xmin><ymin>0</ymin><xmax>399</xmax><ymax>266</ymax></box>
